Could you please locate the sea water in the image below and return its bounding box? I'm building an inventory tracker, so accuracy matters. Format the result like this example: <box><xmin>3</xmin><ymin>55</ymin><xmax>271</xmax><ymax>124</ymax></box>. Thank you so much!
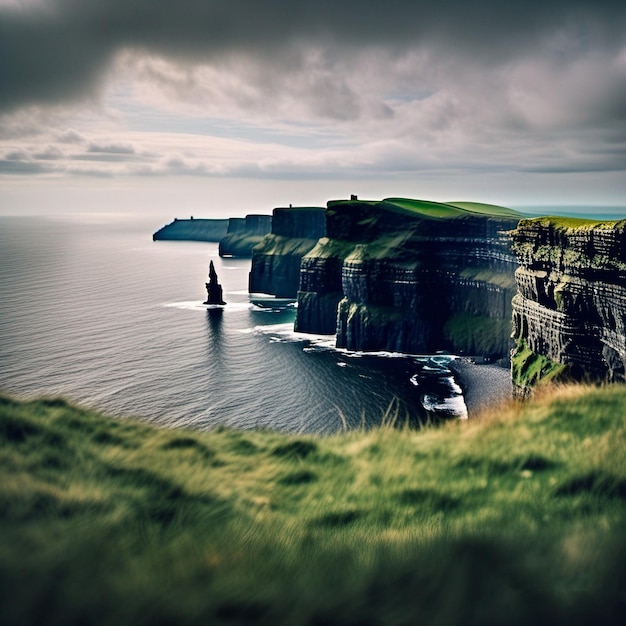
<box><xmin>0</xmin><ymin>216</ymin><xmax>466</xmax><ymax>433</ymax></box>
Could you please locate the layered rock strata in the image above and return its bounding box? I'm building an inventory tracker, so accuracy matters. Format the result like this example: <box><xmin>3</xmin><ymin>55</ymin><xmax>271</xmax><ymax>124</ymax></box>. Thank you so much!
<box><xmin>511</xmin><ymin>217</ymin><xmax>626</xmax><ymax>392</ymax></box>
<box><xmin>295</xmin><ymin>198</ymin><xmax>520</xmax><ymax>358</ymax></box>
<box><xmin>152</xmin><ymin>218</ymin><xmax>229</xmax><ymax>242</ymax></box>
<box><xmin>218</xmin><ymin>215</ymin><xmax>272</xmax><ymax>257</ymax></box>
<box><xmin>249</xmin><ymin>206</ymin><xmax>326</xmax><ymax>297</ymax></box>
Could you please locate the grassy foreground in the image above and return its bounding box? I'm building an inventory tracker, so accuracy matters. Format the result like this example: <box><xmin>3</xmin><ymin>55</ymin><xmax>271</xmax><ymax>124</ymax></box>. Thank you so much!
<box><xmin>1</xmin><ymin>388</ymin><xmax>626</xmax><ymax>625</ymax></box>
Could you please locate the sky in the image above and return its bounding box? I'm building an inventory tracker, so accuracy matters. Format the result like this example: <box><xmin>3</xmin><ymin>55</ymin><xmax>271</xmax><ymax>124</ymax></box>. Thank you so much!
<box><xmin>0</xmin><ymin>0</ymin><xmax>625</xmax><ymax>220</ymax></box>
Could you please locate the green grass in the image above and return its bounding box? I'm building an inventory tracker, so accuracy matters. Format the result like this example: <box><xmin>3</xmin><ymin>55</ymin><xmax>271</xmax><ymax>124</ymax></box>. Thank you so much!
<box><xmin>522</xmin><ymin>216</ymin><xmax>626</xmax><ymax>230</ymax></box>
<box><xmin>383</xmin><ymin>198</ymin><xmax>521</xmax><ymax>220</ymax></box>
<box><xmin>327</xmin><ymin>197</ymin><xmax>520</xmax><ymax>221</ymax></box>
<box><xmin>511</xmin><ymin>338</ymin><xmax>569</xmax><ymax>391</ymax></box>
<box><xmin>2</xmin><ymin>388</ymin><xmax>626</xmax><ymax>625</ymax></box>
<box><xmin>445</xmin><ymin>201</ymin><xmax>522</xmax><ymax>218</ymax></box>
<box><xmin>382</xmin><ymin>197</ymin><xmax>469</xmax><ymax>219</ymax></box>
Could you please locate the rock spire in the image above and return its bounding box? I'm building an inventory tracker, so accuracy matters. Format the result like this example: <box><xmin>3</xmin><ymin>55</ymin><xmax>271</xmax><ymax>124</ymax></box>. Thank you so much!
<box><xmin>204</xmin><ymin>260</ymin><xmax>226</xmax><ymax>305</ymax></box>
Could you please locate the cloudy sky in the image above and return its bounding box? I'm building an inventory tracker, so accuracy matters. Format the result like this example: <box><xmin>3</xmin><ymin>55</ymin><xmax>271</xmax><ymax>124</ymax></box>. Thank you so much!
<box><xmin>1</xmin><ymin>0</ymin><xmax>625</xmax><ymax>219</ymax></box>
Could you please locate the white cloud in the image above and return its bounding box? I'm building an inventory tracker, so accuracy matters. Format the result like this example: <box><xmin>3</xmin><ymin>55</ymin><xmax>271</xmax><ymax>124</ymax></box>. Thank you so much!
<box><xmin>57</xmin><ymin>128</ymin><xmax>86</xmax><ymax>143</ymax></box>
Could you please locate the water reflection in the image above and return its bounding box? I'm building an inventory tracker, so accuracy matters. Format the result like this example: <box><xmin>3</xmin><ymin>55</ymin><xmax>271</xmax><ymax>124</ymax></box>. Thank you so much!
<box><xmin>205</xmin><ymin>308</ymin><xmax>224</xmax><ymax>357</ymax></box>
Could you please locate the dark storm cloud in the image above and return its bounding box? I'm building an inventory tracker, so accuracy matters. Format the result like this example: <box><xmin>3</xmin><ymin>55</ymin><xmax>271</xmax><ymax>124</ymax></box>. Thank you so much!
<box><xmin>1</xmin><ymin>0</ymin><xmax>624</xmax><ymax>112</ymax></box>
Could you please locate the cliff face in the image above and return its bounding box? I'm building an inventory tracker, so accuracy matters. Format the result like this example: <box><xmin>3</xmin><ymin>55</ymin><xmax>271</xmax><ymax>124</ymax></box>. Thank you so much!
<box><xmin>152</xmin><ymin>218</ymin><xmax>229</xmax><ymax>241</ymax></box>
<box><xmin>218</xmin><ymin>215</ymin><xmax>272</xmax><ymax>257</ymax></box>
<box><xmin>295</xmin><ymin>198</ymin><xmax>520</xmax><ymax>357</ymax></box>
<box><xmin>249</xmin><ymin>207</ymin><xmax>326</xmax><ymax>297</ymax></box>
<box><xmin>510</xmin><ymin>218</ymin><xmax>626</xmax><ymax>392</ymax></box>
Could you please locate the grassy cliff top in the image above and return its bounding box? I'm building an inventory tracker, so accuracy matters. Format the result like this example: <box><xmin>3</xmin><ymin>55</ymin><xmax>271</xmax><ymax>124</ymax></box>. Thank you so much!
<box><xmin>444</xmin><ymin>200</ymin><xmax>522</xmax><ymax>217</ymax></box>
<box><xmin>328</xmin><ymin>197</ymin><xmax>521</xmax><ymax>221</ymax></box>
<box><xmin>2</xmin><ymin>386</ymin><xmax>626</xmax><ymax>625</ymax></box>
<box><xmin>518</xmin><ymin>215</ymin><xmax>626</xmax><ymax>231</ymax></box>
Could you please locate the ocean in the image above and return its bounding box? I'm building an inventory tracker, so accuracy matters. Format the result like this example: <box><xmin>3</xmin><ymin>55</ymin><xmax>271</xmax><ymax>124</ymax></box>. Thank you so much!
<box><xmin>0</xmin><ymin>215</ymin><xmax>466</xmax><ymax>434</ymax></box>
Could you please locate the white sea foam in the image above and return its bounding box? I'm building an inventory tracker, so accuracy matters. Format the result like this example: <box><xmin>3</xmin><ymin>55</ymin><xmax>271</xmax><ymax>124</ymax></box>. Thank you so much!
<box><xmin>247</xmin><ymin>322</ymin><xmax>462</xmax><ymax>368</ymax></box>
<box><xmin>251</xmin><ymin>323</ymin><xmax>337</xmax><ymax>348</ymax></box>
<box><xmin>163</xmin><ymin>300</ymin><xmax>210</xmax><ymax>311</ymax></box>
<box><xmin>422</xmin><ymin>393</ymin><xmax>469</xmax><ymax>419</ymax></box>
<box><xmin>163</xmin><ymin>301</ymin><xmax>251</xmax><ymax>311</ymax></box>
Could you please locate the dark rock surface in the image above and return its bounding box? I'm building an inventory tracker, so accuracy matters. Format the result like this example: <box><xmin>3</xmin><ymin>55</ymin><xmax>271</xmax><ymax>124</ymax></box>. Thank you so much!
<box><xmin>152</xmin><ymin>218</ymin><xmax>229</xmax><ymax>242</ymax></box>
<box><xmin>295</xmin><ymin>198</ymin><xmax>521</xmax><ymax>357</ymax></box>
<box><xmin>218</xmin><ymin>215</ymin><xmax>272</xmax><ymax>257</ymax></box>
<box><xmin>249</xmin><ymin>206</ymin><xmax>326</xmax><ymax>298</ymax></box>
<box><xmin>204</xmin><ymin>261</ymin><xmax>226</xmax><ymax>305</ymax></box>
<box><xmin>511</xmin><ymin>217</ymin><xmax>626</xmax><ymax>392</ymax></box>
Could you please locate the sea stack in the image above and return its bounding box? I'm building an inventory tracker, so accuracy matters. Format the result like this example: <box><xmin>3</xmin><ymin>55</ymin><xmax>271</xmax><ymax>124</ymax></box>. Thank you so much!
<box><xmin>204</xmin><ymin>261</ymin><xmax>226</xmax><ymax>305</ymax></box>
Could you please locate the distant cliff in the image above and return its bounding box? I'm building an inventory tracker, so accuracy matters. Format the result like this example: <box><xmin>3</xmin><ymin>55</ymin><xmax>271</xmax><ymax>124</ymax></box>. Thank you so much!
<box><xmin>152</xmin><ymin>218</ymin><xmax>229</xmax><ymax>241</ymax></box>
<box><xmin>511</xmin><ymin>217</ymin><xmax>626</xmax><ymax>393</ymax></box>
<box><xmin>218</xmin><ymin>215</ymin><xmax>272</xmax><ymax>257</ymax></box>
<box><xmin>295</xmin><ymin>198</ymin><xmax>521</xmax><ymax>358</ymax></box>
<box><xmin>249</xmin><ymin>207</ymin><xmax>326</xmax><ymax>297</ymax></box>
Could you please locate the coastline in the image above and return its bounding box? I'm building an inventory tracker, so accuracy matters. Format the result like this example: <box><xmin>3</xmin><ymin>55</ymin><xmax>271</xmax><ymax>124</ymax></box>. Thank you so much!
<box><xmin>449</xmin><ymin>358</ymin><xmax>512</xmax><ymax>416</ymax></box>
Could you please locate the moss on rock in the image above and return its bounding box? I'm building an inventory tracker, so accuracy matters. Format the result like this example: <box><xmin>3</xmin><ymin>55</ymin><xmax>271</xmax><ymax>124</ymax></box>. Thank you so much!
<box><xmin>511</xmin><ymin>338</ymin><xmax>569</xmax><ymax>392</ymax></box>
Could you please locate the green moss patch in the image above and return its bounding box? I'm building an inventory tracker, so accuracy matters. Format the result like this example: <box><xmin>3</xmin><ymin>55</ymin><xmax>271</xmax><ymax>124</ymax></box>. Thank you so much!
<box><xmin>511</xmin><ymin>338</ymin><xmax>569</xmax><ymax>390</ymax></box>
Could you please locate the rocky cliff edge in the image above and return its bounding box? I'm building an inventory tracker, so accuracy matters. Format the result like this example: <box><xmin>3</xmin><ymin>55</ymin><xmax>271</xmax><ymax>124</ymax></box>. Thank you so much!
<box><xmin>152</xmin><ymin>218</ymin><xmax>229</xmax><ymax>242</ymax></box>
<box><xmin>295</xmin><ymin>197</ymin><xmax>521</xmax><ymax>358</ymax></box>
<box><xmin>511</xmin><ymin>217</ymin><xmax>626</xmax><ymax>393</ymax></box>
<box><xmin>218</xmin><ymin>215</ymin><xmax>272</xmax><ymax>257</ymax></box>
<box><xmin>249</xmin><ymin>206</ymin><xmax>326</xmax><ymax>297</ymax></box>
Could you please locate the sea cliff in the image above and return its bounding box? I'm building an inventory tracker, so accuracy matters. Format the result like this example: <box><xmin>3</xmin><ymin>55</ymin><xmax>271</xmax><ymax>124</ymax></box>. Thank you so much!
<box><xmin>249</xmin><ymin>206</ymin><xmax>326</xmax><ymax>297</ymax></box>
<box><xmin>510</xmin><ymin>217</ymin><xmax>626</xmax><ymax>393</ymax></box>
<box><xmin>218</xmin><ymin>215</ymin><xmax>272</xmax><ymax>257</ymax></box>
<box><xmin>152</xmin><ymin>218</ymin><xmax>229</xmax><ymax>241</ymax></box>
<box><xmin>295</xmin><ymin>198</ymin><xmax>521</xmax><ymax>358</ymax></box>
